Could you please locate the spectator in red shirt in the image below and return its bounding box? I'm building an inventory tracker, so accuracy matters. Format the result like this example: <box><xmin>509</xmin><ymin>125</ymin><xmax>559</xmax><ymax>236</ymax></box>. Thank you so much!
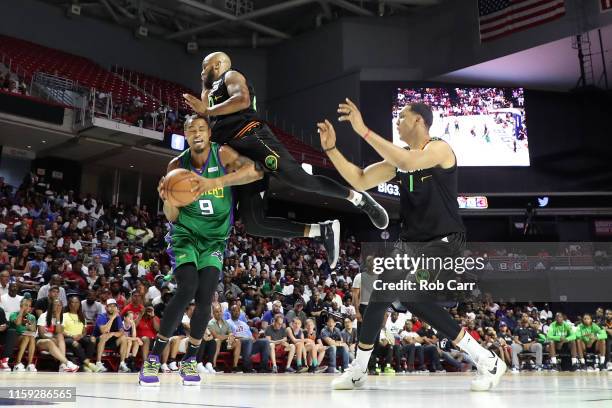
<box><xmin>136</xmin><ymin>305</ymin><xmax>159</xmax><ymax>359</ymax></box>
<box><xmin>411</xmin><ymin>316</ymin><xmax>423</xmax><ymax>333</ymax></box>
<box><xmin>109</xmin><ymin>280</ymin><xmax>127</xmax><ymax>310</ymax></box>
<box><xmin>121</xmin><ymin>291</ymin><xmax>144</xmax><ymax>317</ymax></box>
<box><xmin>466</xmin><ymin>320</ymin><xmax>481</xmax><ymax>342</ymax></box>
<box><xmin>62</xmin><ymin>260</ymin><xmax>88</xmax><ymax>294</ymax></box>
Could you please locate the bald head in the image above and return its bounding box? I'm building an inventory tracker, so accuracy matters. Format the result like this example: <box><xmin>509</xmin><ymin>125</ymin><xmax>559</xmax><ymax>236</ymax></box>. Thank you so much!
<box><xmin>201</xmin><ymin>52</ymin><xmax>232</xmax><ymax>89</ymax></box>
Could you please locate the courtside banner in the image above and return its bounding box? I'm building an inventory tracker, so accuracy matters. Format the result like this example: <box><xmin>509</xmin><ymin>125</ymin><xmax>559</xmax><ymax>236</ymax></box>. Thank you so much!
<box><xmin>360</xmin><ymin>242</ymin><xmax>612</xmax><ymax>304</ymax></box>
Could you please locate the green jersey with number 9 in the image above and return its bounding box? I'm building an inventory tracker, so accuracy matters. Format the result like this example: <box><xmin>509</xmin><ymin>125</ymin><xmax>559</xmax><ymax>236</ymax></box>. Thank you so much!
<box><xmin>176</xmin><ymin>143</ymin><xmax>232</xmax><ymax>241</ymax></box>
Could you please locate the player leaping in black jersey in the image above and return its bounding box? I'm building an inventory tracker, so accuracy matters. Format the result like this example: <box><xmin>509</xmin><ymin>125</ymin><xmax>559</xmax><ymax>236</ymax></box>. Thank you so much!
<box><xmin>183</xmin><ymin>52</ymin><xmax>388</xmax><ymax>269</ymax></box>
<box><xmin>317</xmin><ymin>99</ymin><xmax>506</xmax><ymax>391</ymax></box>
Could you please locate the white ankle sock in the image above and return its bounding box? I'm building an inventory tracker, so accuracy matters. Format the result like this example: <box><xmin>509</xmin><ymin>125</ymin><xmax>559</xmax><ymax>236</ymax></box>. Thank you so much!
<box><xmin>307</xmin><ymin>224</ymin><xmax>321</xmax><ymax>238</ymax></box>
<box><xmin>599</xmin><ymin>356</ymin><xmax>606</xmax><ymax>364</ymax></box>
<box><xmin>456</xmin><ymin>331</ymin><xmax>492</xmax><ymax>364</ymax></box>
<box><xmin>579</xmin><ymin>358</ymin><xmax>585</xmax><ymax>364</ymax></box>
<box><xmin>348</xmin><ymin>191</ymin><xmax>363</xmax><ymax>206</ymax></box>
<box><xmin>356</xmin><ymin>346</ymin><xmax>373</xmax><ymax>369</ymax></box>
<box><xmin>550</xmin><ymin>357</ymin><xmax>557</xmax><ymax>364</ymax></box>
<box><xmin>572</xmin><ymin>358</ymin><xmax>577</xmax><ymax>364</ymax></box>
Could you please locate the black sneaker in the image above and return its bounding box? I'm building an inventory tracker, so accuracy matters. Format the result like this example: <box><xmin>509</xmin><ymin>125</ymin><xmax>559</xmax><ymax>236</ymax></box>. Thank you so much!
<box><xmin>319</xmin><ymin>220</ymin><xmax>340</xmax><ymax>269</ymax></box>
<box><xmin>356</xmin><ymin>192</ymin><xmax>389</xmax><ymax>230</ymax></box>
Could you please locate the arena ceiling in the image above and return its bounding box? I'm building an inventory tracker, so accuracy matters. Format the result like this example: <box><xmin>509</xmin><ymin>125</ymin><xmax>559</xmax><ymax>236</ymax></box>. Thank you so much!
<box><xmin>38</xmin><ymin>0</ymin><xmax>442</xmax><ymax>48</ymax></box>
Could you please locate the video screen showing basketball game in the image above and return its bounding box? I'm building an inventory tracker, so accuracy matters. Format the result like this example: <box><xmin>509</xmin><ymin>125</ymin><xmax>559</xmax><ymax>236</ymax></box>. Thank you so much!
<box><xmin>392</xmin><ymin>87</ymin><xmax>529</xmax><ymax>166</ymax></box>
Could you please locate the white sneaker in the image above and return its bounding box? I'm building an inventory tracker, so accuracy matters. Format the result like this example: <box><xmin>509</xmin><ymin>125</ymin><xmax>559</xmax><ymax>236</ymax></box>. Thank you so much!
<box><xmin>510</xmin><ymin>366</ymin><xmax>520</xmax><ymax>374</ymax></box>
<box><xmin>470</xmin><ymin>351</ymin><xmax>507</xmax><ymax>392</ymax></box>
<box><xmin>0</xmin><ymin>358</ymin><xmax>11</xmax><ymax>372</ymax></box>
<box><xmin>168</xmin><ymin>361</ymin><xmax>179</xmax><ymax>371</ymax></box>
<box><xmin>196</xmin><ymin>363</ymin><xmax>207</xmax><ymax>374</ymax></box>
<box><xmin>13</xmin><ymin>363</ymin><xmax>26</xmax><ymax>372</ymax></box>
<box><xmin>26</xmin><ymin>364</ymin><xmax>37</xmax><ymax>372</ymax></box>
<box><xmin>331</xmin><ymin>361</ymin><xmax>368</xmax><ymax>390</ymax></box>
<box><xmin>95</xmin><ymin>362</ymin><xmax>108</xmax><ymax>373</ymax></box>
<box><xmin>119</xmin><ymin>362</ymin><xmax>130</xmax><ymax>373</ymax></box>
<box><xmin>607</xmin><ymin>362</ymin><xmax>612</xmax><ymax>371</ymax></box>
<box><xmin>160</xmin><ymin>363</ymin><xmax>171</xmax><ymax>373</ymax></box>
<box><xmin>61</xmin><ymin>361</ymin><xmax>79</xmax><ymax>372</ymax></box>
<box><xmin>205</xmin><ymin>362</ymin><xmax>217</xmax><ymax>374</ymax></box>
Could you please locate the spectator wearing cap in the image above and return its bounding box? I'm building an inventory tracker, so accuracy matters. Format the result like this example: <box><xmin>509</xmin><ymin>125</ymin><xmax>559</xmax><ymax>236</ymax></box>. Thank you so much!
<box><xmin>262</xmin><ymin>300</ymin><xmax>283</xmax><ymax>325</ymax></box>
<box><xmin>37</xmin><ymin>275</ymin><xmax>67</xmax><ymax>308</ymax></box>
<box><xmin>93</xmin><ymin>298</ymin><xmax>129</xmax><ymax>372</ymax></box>
<box><xmin>1</xmin><ymin>283</ymin><xmax>23</xmax><ymax>319</ymax></box>
<box><xmin>320</xmin><ymin>316</ymin><xmax>350</xmax><ymax>373</ymax></box>
<box><xmin>81</xmin><ymin>289</ymin><xmax>104</xmax><ymax>324</ymax></box>
<box><xmin>227</xmin><ymin>304</ymin><xmax>271</xmax><ymax>373</ymax></box>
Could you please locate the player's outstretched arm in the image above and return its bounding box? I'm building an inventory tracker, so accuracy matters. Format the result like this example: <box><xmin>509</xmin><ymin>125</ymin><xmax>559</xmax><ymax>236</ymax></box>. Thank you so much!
<box><xmin>317</xmin><ymin>120</ymin><xmax>395</xmax><ymax>191</ymax></box>
<box><xmin>183</xmin><ymin>71</ymin><xmax>251</xmax><ymax>117</ymax></box>
<box><xmin>338</xmin><ymin>98</ymin><xmax>452</xmax><ymax>172</ymax></box>
<box><xmin>189</xmin><ymin>146</ymin><xmax>263</xmax><ymax>196</ymax></box>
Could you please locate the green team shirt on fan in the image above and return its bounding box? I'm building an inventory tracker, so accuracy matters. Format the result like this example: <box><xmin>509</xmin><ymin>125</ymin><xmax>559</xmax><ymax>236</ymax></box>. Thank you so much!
<box><xmin>546</xmin><ymin>321</ymin><xmax>576</xmax><ymax>342</ymax></box>
<box><xmin>575</xmin><ymin>323</ymin><xmax>608</xmax><ymax>342</ymax></box>
<box><xmin>166</xmin><ymin>143</ymin><xmax>233</xmax><ymax>271</ymax></box>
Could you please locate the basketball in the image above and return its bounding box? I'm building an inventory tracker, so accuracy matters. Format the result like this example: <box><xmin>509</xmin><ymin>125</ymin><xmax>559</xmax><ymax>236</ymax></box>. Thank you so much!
<box><xmin>163</xmin><ymin>168</ymin><xmax>196</xmax><ymax>207</ymax></box>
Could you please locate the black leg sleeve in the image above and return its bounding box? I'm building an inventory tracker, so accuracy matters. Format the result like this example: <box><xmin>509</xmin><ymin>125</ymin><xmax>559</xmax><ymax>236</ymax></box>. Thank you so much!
<box><xmin>157</xmin><ymin>263</ymin><xmax>199</xmax><ymax>338</ymax></box>
<box><xmin>189</xmin><ymin>266</ymin><xmax>220</xmax><ymax>340</ymax></box>
<box><xmin>358</xmin><ymin>302</ymin><xmax>390</xmax><ymax>346</ymax></box>
<box><xmin>237</xmin><ymin>181</ymin><xmax>306</xmax><ymax>239</ymax></box>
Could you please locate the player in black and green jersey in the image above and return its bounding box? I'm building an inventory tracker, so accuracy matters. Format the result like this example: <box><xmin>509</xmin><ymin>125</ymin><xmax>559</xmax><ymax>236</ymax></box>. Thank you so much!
<box><xmin>139</xmin><ymin>115</ymin><xmax>262</xmax><ymax>387</ymax></box>
<box><xmin>184</xmin><ymin>52</ymin><xmax>391</xmax><ymax>269</ymax></box>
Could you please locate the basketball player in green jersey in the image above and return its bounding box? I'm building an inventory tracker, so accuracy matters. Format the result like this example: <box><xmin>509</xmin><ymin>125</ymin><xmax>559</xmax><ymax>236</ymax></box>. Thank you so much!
<box><xmin>139</xmin><ymin>115</ymin><xmax>262</xmax><ymax>387</ymax></box>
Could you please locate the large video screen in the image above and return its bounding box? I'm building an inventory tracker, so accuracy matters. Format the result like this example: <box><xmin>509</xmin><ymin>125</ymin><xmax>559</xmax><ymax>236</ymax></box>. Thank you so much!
<box><xmin>393</xmin><ymin>87</ymin><xmax>529</xmax><ymax>166</ymax></box>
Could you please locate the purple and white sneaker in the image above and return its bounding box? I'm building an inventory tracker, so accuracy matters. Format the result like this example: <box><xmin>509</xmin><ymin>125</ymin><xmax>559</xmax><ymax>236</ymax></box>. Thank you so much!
<box><xmin>179</xmin><ymin>357</ymin><xmax>201</xmax><ymax>386</ymax></box>
<box><xmin>139</xmin><ymin>355</ymin><xmax>161</xmax><ymax>387</ymax></box>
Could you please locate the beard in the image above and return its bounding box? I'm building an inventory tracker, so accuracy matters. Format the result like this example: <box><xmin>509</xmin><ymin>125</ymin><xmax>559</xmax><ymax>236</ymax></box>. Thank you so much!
<box><xmin>193</xmin><ymin>146</ymin><xmax>206</xmax><ymax>154</ymax></box>
<box><xmin>203</xmin><ymin>71</ymin><xmax>215</xmax><ymax>90</ymax></box>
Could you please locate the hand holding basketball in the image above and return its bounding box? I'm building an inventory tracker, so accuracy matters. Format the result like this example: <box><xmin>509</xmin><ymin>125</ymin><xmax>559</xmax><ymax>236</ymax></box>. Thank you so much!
<box><xmin>317</xmin><ymin>120</ymin><xmax>336</xmax><ymax>151</ymax></box>
<box><xmin>338</xmin><ymin>98</ymin><xmax>367</xmax><ymax>136</ymax></box>
<box><xmin>189</xmin><ymin>175</ymin><xmax>218</xmax><ymax>197</ymax></box>
<box><xmin>162</xmin><ymin>168</ymin><xmax>200</xmax><ymax>207</ymax></box>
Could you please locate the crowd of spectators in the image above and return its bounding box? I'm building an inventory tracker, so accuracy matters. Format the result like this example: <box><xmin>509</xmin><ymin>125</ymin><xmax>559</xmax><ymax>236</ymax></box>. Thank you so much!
<box><xmin>395</xmin><ymin>87</ymin><xmax>523</xmax><ymax>117</ymax></box>
<box><xmin>1</xmin><ymin>175</ymin><xmax>611</xmax><ymax>374</ymax></box>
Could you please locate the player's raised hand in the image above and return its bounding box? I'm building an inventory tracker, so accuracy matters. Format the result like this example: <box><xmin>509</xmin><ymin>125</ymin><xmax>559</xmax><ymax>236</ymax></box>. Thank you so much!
<box><xmin>317</xmin><ymin>120</ymin><xmax>336</xmax><ymax>151</ymax></box>
<box><xmin>183</xmin><ymin>93</ymin><xmax>208</xmax><ymax>116</ymax></box>
<box><xmin>337</xmin><ymin>98</ymin><xmax>368</xmax><ymax>136</ymax></box>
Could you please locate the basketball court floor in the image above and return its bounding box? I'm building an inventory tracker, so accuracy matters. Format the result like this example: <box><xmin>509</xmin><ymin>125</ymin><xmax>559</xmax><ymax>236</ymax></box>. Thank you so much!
<box><xmin>1</xmin><ymin>372</ymin><xmax>611</xmax><ymax>407</ymax></box>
